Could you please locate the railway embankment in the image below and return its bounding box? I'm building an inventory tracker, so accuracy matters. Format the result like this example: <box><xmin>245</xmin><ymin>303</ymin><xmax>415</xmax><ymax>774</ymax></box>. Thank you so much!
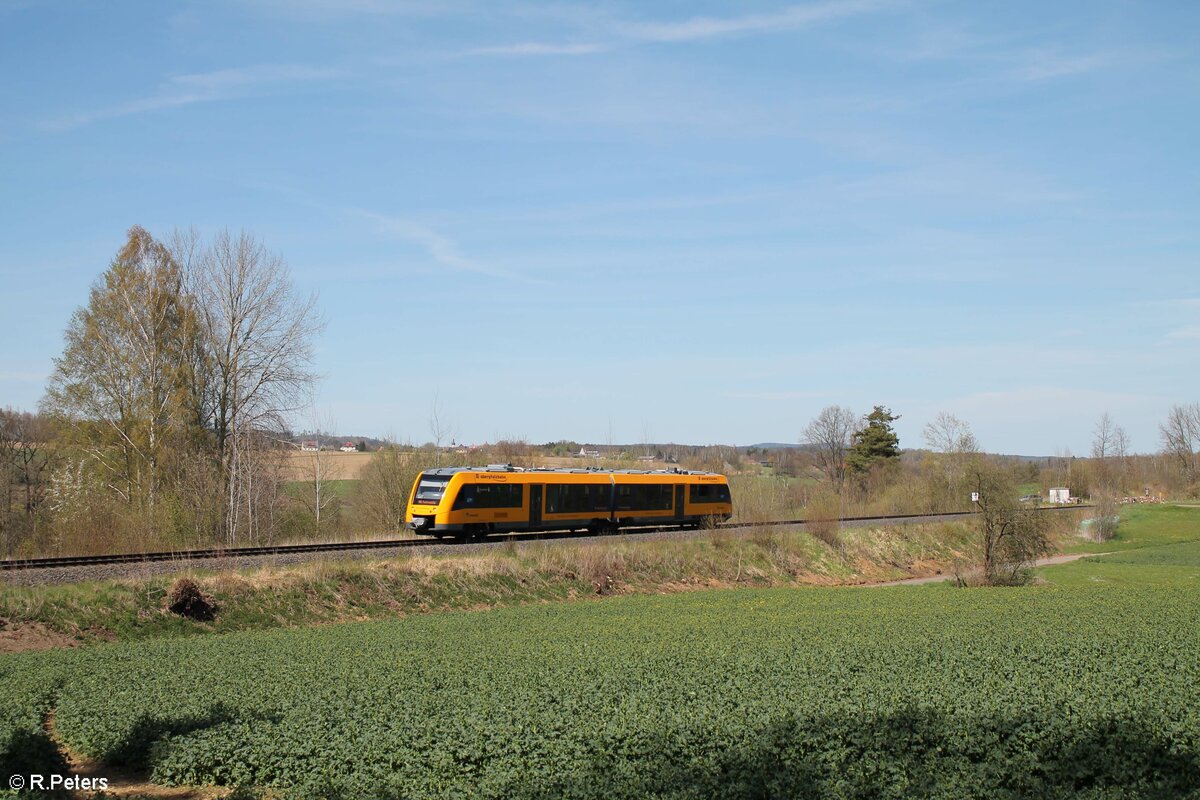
<box><xmin>0</xmin><ymin>514</ymin><xmax>1087</xmax><ymax>652</ymax></box>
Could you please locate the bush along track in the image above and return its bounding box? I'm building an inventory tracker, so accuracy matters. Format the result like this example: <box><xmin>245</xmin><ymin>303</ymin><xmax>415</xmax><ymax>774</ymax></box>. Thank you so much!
<box><xmin>3</xmin><ymin>582</ymin><xmax>1200</xmax><ymax>799</ymax></box>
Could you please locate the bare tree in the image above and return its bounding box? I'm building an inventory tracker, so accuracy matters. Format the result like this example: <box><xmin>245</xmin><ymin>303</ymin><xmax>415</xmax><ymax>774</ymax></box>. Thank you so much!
<box><xmin>1113</xmin><ymin>426</ymin><xmax>1130</xmax><ymax>461</ymax></box>
<box><xmin>1092</xmin><ymin>412</ymin><xmax>1117</xmax><ymax>460</ymax></box>
<box><xmin>802</xmin><ymin>406</ymin><xmax>856</xmax><ymax>491</ymax></box>
<box><xmin>923</xmin><ymin>412</ymin><xmax>979</xmax><ymax>455</ymax></box>
<box><xmin>1092</xmin><ymin>412</ymin><xmax>1131</xmax><ymax>492</ymax></box>
<box><xmin>0</xmin><ymin>409</ymin><xmax>58</xmax><ymax>555</ymax></box>
<box><xmin>0</xmin><ymin>410</ymin><xmax>58</xmax><ymax>520</ymax></box>
<box><xmin>186</xmin><ymin>230</ymin><xmax>324</xmax><ymax>544</ymax></box>
<box><xmin>299</xmin><ymin>407</ymin><xmax>341</xmax><ymax>536</ymax></box>
<box><xmin>1159</xmin><ymin>403</ymin><xmax>1200</xmax><ymax>486</ymax></box>
<box><xmin>427</xmin><ymin>395</ymin><xmax>456</xmax><ymax>466</ymax></box>
<box><xmin>0</xmin><ymin>411</ymin><xmax>16</xmax><ymax>553</ymax></box>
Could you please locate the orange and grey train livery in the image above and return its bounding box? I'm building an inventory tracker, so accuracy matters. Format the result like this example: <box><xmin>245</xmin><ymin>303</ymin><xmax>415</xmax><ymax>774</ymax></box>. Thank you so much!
<box><xmin>405</xmin><ymin>465</ymin><xmax>733</xmax><ymax>538</ymax></box>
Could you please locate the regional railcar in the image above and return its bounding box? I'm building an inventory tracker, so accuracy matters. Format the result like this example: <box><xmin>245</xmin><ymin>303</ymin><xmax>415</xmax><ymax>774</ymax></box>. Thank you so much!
<box><xmin>405</xmin><ymin>465</ymin><xmax>732</xmax><ymax>538</ymax></box>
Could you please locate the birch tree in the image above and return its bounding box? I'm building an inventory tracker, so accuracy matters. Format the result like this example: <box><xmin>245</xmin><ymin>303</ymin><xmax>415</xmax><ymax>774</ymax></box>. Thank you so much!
<box><xmin>923</xmin><ymin>411</ymin><xmax>979</xmax><ymax>491</ymax></box>
<box><xmin>43</xmin><ymin>226</ymin><xmax>197</xmax><ymax>506</ymax></box>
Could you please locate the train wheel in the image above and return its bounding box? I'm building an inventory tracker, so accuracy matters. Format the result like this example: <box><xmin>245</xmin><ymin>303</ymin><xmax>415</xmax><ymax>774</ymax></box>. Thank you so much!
<box><xmin>458</xmin><ymin>524</ymin><xmax>487</xmax><ymax>542</ymax></box>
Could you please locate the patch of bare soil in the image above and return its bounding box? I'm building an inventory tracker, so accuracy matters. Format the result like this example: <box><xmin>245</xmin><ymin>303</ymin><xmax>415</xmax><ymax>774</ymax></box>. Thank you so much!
<box><xmin>0</xmin><ymin>618</ymin><xmax>79</xmax><ymax>654</ymax></box>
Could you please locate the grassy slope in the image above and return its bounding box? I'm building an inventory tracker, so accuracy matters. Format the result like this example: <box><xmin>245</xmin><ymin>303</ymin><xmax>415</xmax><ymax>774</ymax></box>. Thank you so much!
<box><xmin>0</xmin><ymin>520</ymin><xmax>983</xmax><ymax>645</ymax></box>
<box><xmin>1038</xmin><ymin>504</ymin><xmax>1200</xmax><ymax>588</ymax></box>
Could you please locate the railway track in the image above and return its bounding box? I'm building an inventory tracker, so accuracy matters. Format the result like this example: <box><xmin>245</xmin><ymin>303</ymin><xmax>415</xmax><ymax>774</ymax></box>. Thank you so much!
<box><xmin>0</xmin><ymin>506</ymin><xmax>1085</xmax><ymax>575</ymax></box>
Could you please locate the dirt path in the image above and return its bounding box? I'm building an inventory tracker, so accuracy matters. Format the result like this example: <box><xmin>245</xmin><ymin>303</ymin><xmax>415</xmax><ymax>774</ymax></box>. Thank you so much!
<box><xmin>43</xmin><ymin>710</ymin><xmax>223</xmax><ymax>800</ymax></box>
<box><xmin>868</xmin><ymin>552</ymin><xmax>1109</xmax><ymax>587</ymax></box>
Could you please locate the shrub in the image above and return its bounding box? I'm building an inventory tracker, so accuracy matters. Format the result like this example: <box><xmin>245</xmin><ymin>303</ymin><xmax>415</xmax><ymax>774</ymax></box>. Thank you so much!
<box><xmin>805</xmin><ymin>490</ymin><xmax>843</xmax><ymax>552</ymax></box>
<box><xmin>1091</xmin><ymin>492</ymin><xmax>1120</xmax><ymax>542</ymax></box>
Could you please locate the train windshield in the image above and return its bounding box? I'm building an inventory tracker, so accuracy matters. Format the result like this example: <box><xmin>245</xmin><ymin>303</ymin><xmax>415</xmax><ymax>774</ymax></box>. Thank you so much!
<box><xmin>414</xmin><ymin>475</ymin><xmax>450</xmax><ymax>504</ymax></box>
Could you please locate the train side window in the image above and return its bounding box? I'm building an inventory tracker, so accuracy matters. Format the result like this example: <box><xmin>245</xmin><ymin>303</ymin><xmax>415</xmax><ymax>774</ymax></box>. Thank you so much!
<box><xmin>453</xmin><ymin>483</ymin><xmax>523</xmax><ymax>510</ymax></box>
<box><xmin>590</xmin><ymin>484</ymin><xmax>611</xmax><ymax>512</ymax></box>
<box><xmin>545</xmin><ymin>484</ymin><xmax>614</xmax><ymax>514</ymax></box>
<box><xmin>615</xmin><ymin>484</ymin><xmax>673</xmax><ymax>511</ymax></box>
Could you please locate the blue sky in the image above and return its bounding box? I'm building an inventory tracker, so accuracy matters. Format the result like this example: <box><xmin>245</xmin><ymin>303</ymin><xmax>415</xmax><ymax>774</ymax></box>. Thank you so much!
<box><xmin>1</xmin><ymin>0</ymin><xmax>1197</xmax><ymax>455</ymax></box>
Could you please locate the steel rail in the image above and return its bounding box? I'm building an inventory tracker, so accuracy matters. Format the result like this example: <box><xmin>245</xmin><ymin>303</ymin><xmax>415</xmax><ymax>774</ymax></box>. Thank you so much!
<box><xmin>0</xmin><ymin>506</ymin><xmax>1086</xmax><ymax>572</ymax></box>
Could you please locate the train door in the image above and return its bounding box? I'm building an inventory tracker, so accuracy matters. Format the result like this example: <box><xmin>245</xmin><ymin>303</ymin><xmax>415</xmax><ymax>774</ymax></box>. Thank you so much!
<box><xmin>674</xmin><ymin>485</ymin><xmax>686</xmax><ymax>522</ymax></box>
<box><xmin>529</xmin><ymin>484</ymin><xmax>543</xmax><ymax>529</ymax></box>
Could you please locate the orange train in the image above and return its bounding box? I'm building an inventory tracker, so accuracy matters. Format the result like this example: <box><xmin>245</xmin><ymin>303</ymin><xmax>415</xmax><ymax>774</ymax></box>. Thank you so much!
<box><xmin>405</xmin><ymin>465</ymin><xmax>733</xmax><ymax>538</ymax></box>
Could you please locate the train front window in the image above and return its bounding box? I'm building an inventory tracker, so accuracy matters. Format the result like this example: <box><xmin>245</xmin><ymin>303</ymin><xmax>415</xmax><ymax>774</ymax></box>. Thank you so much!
<box><xmin>415</xmin><ymin>475</ymin><xmax>450</xmax><ymax>504</ymax></box>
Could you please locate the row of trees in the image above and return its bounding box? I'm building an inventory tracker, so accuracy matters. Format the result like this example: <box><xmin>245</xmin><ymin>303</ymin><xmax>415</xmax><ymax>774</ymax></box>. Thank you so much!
<box><xmin>1</xmin><ymin>226</ymin><xmax>322</xmax><ymax>556</ymax></box>
<box><xmin>801</xmin><ymin>405</ymin><xmax>901</xmax><ymax>492</ymax></box>
<box><xmin>800</xmin><ymin>402</ymin><xmax>1200</xmax><ymax>500</ymax></box>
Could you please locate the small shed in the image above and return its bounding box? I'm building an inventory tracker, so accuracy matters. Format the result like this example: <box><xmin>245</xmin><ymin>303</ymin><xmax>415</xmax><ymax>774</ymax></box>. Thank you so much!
<box><xmin>1049</xmin><ymin>487</ymin><xmax>1071</xmax><ymax>504</ymax></box>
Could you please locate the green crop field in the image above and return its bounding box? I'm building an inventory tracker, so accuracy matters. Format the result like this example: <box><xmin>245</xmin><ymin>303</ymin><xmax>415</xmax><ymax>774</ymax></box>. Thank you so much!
<box><xmin>3</xmin><ymin>506</ymin><xmax>1200</xmax><ymax>799</ymax></box>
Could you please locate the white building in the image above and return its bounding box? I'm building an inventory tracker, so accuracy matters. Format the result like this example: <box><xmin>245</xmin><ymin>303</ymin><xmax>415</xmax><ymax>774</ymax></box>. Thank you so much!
<box><xmin>1049</xmin><ymin>487</ymin><xmax>1072</xmax><ymax>504</ymax></box>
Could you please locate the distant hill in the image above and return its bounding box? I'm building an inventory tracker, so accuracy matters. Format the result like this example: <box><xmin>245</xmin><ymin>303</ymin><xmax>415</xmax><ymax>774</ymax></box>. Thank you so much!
<box><xmin>743</xmin><ymin>442</ymin><xmax>809</xmax><ymax>450</ymax></box>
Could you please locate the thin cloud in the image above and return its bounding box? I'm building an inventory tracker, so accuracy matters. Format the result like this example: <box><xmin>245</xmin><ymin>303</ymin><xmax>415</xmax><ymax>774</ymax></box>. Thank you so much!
<box><xmin>1167</xmin><ymin>325</ymin><xmax>1200</xmax><ymax>340</ymax></box>
<box><xmin>240</xmin><ymin>0</ymin><xmax>454</xmax><ymax>19</ymax></box>
<box><xmin>172</xmin><ymin>63</ymin><xmax>344</xmax><ymax>91</ymax></box>
<box><xmin>620</xmin><ymin>0</ymin><xmax>887</xmax><ymax>43</ymax></box>
<box><xmin>1012</xmin><ymin>51</ymin><xmax>1110</xmax><ymax>81</ymax></box>
<box><xmin>356</xmin><ymin>210</ymin><xmax>541</xmax><ymax>284</ymax></box>
<box><xmin>469</xmin><ymin>0</ymin><xmax>890</xmax><ymax>58</ymax></box>
<box><xmin>723</xmin><ymin>391</ymin><xmax>826</xmax><ymax>400</ymax></box>
<box><xmin>41</xmin><ymin>63</ymin><xmax>345</xmax><ymax>132</ymax></box>
<box><xmin>468</xmin><ymin>42</ymin><xmax>607</xmax><ymax>57</ymax></box>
